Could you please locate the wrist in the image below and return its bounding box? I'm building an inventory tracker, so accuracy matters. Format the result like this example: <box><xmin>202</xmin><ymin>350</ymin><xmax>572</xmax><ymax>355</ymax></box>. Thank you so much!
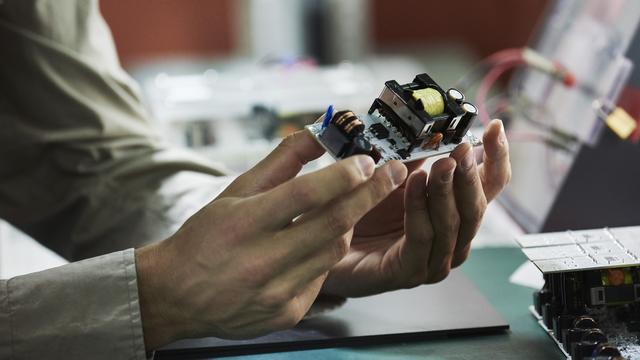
<box><xmin>135</xmin><ymin>242</ymin><xmax>183</xmax><ymax>350</ymax></box>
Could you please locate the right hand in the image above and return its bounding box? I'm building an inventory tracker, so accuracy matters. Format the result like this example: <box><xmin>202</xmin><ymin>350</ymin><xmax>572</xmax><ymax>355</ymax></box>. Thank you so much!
<box><xmin>135</xmin><ymin>131</ymin><xmax>408</xmax><ymax>350</ymax></box>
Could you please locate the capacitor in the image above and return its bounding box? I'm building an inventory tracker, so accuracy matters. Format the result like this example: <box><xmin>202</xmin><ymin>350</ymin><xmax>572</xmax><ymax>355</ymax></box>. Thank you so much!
<box><xmin>412</xmin><ymin>88</ymin><xmax>445</xmax><ymax>117</ymax></box>
<box><xmin>422</xmin><ymin>132</ymin><xmax>443</xmax><ymax>150</ymax></box>
<box><xmin>570</xmin><ymin>329</ymin><xmax>608</xmax><ymax>360</ymax></box>
<box><xmin>593</xmin><ymin>343</ymin><xmax>622</xmax><ymax>357</ymax></box>
<box><xmin>573</xmin><ymin>316</ymin><xmax>598</xmax><ymax>329</ymax></box>
<box><xmin>581</xmin><ymin>328</ymin><xmax>607</xmax><ymax>343</ymax></box>
<box><xmin>462</xmin><ymin>102</ymin><xmax>478</xmax><ymax>115</ymax></box>
<box><xmin>447</xmin><ymin>88</ymin><xmax>465</xmax><ymax>103</ymax></box>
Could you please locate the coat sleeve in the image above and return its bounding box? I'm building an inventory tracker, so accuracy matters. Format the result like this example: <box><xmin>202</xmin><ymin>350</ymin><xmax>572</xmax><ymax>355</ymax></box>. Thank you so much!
<box><xmin>0</xmin><ymin>0</ymin><xmax>233</xmax><ymax>358</ymax></box>
<box><xmin>0</xmin><ymin>249</ymin><xmax>147</xmax><ymax>360</ymax></box>
<box><xmin>0</xmin><ymin>0</ymin><xmax>228</xmax><ymax>259</ymax></box>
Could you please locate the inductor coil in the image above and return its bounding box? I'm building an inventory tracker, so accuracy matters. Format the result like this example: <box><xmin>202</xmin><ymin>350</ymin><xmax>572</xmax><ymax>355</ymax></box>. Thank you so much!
<box><xmin>332</xmin><ymin>110</ymin><xmax>365</xmax><ymax>137</ymax></box>
<box><xmin>412</xmin><ymin>88</ymin><xmax>445</xmax><ymax>117</ymax></box>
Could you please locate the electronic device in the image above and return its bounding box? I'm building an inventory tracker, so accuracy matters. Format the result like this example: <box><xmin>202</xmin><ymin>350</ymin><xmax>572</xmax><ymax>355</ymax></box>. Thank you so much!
<box><xmin>500</xmin><ymin>0</ymin><xmax>640</xmax><ymax>233</ymax></box>
<box><xmin>306</xmin><ymin>73</ymin><xmax>482</xmax><ymax>165</ymax></box>
<box><xmin>517</xmin><ymin>226</ymin><xmax>640</xmax><ymax>360</ymax></box>
<box><xmin>155</xmin><ymin>271</ymin><xmax>508</xmax><ymax>359</ymax></box>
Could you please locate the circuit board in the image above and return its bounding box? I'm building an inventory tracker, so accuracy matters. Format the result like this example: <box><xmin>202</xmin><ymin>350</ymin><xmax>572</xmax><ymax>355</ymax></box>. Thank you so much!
<box><xmin>517</xmin><ymin>226</ymin><xmax>640</xmax><ymax>273</ymax></box>
<box><xmin>305</xmin><ymin>73</ymin><xmax>483</xmax><ymax>166</ymax></box>
<box><xmin>530</xmin><ymin>304</ymin><xmax>640</xmax><ymax>360</ymax></box>
<box><xmin>306</xmin><ymin>109</ymin><xmax>482</xmax><ymax>166</ymax></box>
<box><xmin>518</xmin><ymin>226</ymin><xmax>640</xmax><ymax>360</ymax></box>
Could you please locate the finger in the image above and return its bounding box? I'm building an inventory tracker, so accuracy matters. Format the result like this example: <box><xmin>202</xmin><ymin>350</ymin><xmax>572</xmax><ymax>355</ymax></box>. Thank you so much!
<box><xmin>449</xmin><ymin>143</ymin><xmax>487</xmax><ymax>268</ymax></box>
<box><xmin>249</xmin><ymin>155</ymin><xmax>376</xmax><ymax>229</ymax></box>
<box><xmin>426</xmin><ymin>158</ymin><xmax>460</xmax><ymax>283</ymax></box>
<box><xmin>389</xmin><ymin>169</ymin><xmax>436</xmax><ymax>286</ymax></box>
<box><xmin>291</xmin><ymin>160</ymin><xmax>407</xmax><ymax>240</ymax></box>
<box><xmin>405</xmin><ymin>159</ymin><xmax>426</xmax><ymax>174</ymax></box>
<box><xmin>292</xmin><ymin>275</ymin><xmax>327</xmax><ymax>318</ymax></box>
<box><xmin>274</xmin><ymin>161</ymin><xmax>407</xmax><ymax>288</ymax></box>
<box><xmin>266</xmin><ymin>231</ymin><xmax>352</xmax><ymax>303</ymax></box>
<box><xmin>478</xmin><ymin>119</ymin><xmax>511</xmax><ymax>202</ymax></box>
<box><xmin>268</xmin><ymin>275</ymin><xmax>327</xmax><ymax>331</ymax></box>
<box><xmin>221</xmin><ymin>130</ymin><xmax>325</xmax><ymax>198</ymax></box>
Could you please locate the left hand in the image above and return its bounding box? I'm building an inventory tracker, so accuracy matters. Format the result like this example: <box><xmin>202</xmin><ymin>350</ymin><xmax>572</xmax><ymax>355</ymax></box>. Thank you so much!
<box><xmin>321</xmin><ymin>119</ymin><xmax>511</xmax><ymax>297</ymax></box>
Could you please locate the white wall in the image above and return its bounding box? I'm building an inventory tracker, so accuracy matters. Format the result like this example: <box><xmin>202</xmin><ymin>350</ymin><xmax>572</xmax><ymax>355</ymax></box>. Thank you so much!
<box><xmin>0</xmin><ymin>220</ymin><xmax>67</xmax><ymax>279</ymax></box>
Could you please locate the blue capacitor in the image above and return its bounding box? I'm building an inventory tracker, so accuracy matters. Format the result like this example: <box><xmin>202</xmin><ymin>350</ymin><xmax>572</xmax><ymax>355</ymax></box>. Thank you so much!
<box><xmin>322</xmin><ymin>105</ymin><xmax>334</xmax><ymax>129</ymax></box>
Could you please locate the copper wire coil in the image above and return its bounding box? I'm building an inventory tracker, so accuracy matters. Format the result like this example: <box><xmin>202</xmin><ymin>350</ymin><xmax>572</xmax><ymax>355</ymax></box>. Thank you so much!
<box><xmin>333</xmin><ymin>110</ymin><xmax>364</xmax><ymax>135</ymax></box>
<box><xmin>344</xmin><ymin>119</ymin><xmax>363</xmax><ymax>134</ymax></box>
<box><xmin>335</xmin><ymin>111</ymin><xmax>357</xmax><ymax>125</ymax></box>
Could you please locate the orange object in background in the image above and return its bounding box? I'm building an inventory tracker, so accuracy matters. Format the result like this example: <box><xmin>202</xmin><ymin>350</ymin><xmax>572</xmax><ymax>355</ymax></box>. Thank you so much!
<box><xmin>99</xmin><ymin>0</ymin><xmax>235</xmax><ymax>67</ymax></box>
<box><xmin>370</xmin><ymin>0</ymin><xmax>550</xmax><ymax>58</ymax></box>
<box><xmin>100</xmin><ymin>0</ymin><xmax>547</xmax><ymax>68</ymax></box>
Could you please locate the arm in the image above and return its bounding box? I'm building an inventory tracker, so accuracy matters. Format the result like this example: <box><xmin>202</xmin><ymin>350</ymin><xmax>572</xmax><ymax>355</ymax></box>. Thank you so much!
<box><xmin>0</xmin><ymin>127</ymin><xmax>406</xmax><ymax>356</ymax></box>
<box><xmin>0</xmin><ymin>250</ymin><xmax>146</xmax><ymax>359</ymax></box>
<box><xmin>0</xmin><ymin>2</ymin><xmax>407</xmax><ymax>353</ymax></box>
<box><xmin>0</xmin><ymin>0</ymin><xmax>228</xmax><ymax>261</ymax></box>
<box><xmin>133</xmin><ymin>132</ymin><xmax>407</xmax><ymax>349</ymax></box>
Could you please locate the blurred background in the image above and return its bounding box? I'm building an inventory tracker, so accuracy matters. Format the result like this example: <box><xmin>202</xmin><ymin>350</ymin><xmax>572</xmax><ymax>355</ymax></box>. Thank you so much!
<box><xmin>96</xmin><ymin>0</ymin><xmax>548</xmax><ymax>171</ymax></box>
<box><xmin>102</xmin><ymin>0</ymin><xmax>545</xmax><ymax>67</ymax></box>
<box><xmin>3</xmin><ymin>0</ymin><xmax>640</xmax><ymax>278</ymax></box>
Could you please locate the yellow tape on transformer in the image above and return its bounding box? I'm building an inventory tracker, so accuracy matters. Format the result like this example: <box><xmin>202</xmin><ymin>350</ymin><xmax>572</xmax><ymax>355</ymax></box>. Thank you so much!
<box><xmin>412</xmin><ymin>88</ymin><xmax>445</xmax><ymax>117</ymax></box>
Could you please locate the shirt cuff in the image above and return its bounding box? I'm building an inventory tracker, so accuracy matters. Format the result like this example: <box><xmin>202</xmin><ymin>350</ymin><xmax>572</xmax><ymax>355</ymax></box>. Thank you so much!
<box><xmin>0</xmin><ymin>249</ymin><xmax>146</xmax><ymax>360</ymax></box>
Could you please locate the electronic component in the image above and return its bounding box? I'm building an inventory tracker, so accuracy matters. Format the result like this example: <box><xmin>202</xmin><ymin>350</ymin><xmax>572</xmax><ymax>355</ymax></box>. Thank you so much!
<box><xmin>517</xmin><ymin>226</ymin><xmax>640</xmax><ymax>360</ymax></box>
<box><xmin>306</xmin><ymin>73</ymin><xmax>481</xmax><ymax>165</ymax></box>
<box><xmin>317</xmin><ymin>110</ymin><xmax>381</xmax><ymax>163</ymax></box>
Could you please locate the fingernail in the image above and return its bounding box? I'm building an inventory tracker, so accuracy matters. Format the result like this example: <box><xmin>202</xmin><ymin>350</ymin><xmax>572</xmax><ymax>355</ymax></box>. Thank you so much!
<box><xmin>497</xmin><ymin>120</ymin><xmax>507</xmax><ymax>146</ymax></box>
<box><xmin>356</xmin><ymin>156</ymin><xmax>375</xmax><ymax>179</ymax></box>
<box><xmin>460</xmin><ymin>146</ymin><xmax>474</xmax><ymax>172</ymax></box>
<box><xmin>388</xmin><ymin>162</ymin><xmax>407</xmax><ymax>186</ymax></box>
<box><xmin>441</xmin><ymin>165</ymin><xmax>455</xmax><ymax>183</ymax></box>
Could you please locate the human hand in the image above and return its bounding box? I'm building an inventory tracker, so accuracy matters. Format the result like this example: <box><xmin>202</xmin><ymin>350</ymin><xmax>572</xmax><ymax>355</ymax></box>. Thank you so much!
<box><xmin>134</xmin><ymin>131</ymin><xmax>408</xmax><ymax>350</ymax></box>
<box><xmin>321</xmin><ymin>119</ymin><xmax>511</xmax><ymax>297</ymax></box>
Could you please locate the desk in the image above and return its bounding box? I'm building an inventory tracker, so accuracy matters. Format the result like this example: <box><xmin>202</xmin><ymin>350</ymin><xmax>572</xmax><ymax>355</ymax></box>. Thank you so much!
<box><xmin>220</xmin><ymin>248</ymin><xmax>564</xmax><ymax>360</ymax></box>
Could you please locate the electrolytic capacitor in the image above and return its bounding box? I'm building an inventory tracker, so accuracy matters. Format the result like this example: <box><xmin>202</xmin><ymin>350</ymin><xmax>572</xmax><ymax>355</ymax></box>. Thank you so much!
<box><xmin>447</xmin><ymin>88</ymin><xmax>465</xmax><ymax>103</ymax></box>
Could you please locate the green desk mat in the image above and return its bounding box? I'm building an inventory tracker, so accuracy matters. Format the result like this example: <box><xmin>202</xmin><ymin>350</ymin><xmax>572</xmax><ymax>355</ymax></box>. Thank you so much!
<box><xmin>204</xmin><ymin>248</ymin><xmax>565</xmax><ymax>360</ymax></box>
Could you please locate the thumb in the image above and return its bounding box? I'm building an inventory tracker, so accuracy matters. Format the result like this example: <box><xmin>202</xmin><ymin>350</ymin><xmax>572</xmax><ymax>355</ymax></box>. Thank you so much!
<box><xmin>478</xmin><ymin>119</ymin><xmax>511</xmax><ymax>202</ymax></box>
<box><xmin>221</xmin><ymin>130</ymin><xmax>325</xmax><ymax>198</ymax></box>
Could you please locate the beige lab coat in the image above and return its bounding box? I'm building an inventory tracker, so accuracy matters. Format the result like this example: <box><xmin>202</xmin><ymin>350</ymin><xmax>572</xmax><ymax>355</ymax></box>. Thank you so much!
<box><xmin>0</xmin><ymin>1</ymin><xmax>232</xmax><ymax>358</ymax></box>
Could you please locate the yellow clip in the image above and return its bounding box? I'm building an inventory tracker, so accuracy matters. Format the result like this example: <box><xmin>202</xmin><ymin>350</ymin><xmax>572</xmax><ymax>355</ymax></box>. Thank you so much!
<box><xmin>605</xmin><ymin>107</ymin><xmax>637</xmax><ymax>139</ymax></box>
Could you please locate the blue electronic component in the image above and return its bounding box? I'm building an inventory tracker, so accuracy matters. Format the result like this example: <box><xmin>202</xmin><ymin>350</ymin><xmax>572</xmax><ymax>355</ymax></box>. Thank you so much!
<box><xmin>322</xmin><ymin>105</ymin><xmax>334</xmax><ymax>129</ymax></box>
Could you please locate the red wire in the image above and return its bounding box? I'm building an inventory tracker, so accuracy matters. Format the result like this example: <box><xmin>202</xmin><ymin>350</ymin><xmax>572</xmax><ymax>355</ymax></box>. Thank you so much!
<box><xmin>484</xmin><ymin>48</ymin><xmax>524</xmax><ymax>65</ymax></box>
<box><xmin>476</xmin><ymin>59</ymin><xmax>524</xmax><ymax>125</ymax></box>
<box><xmin>475</xmin><ymin>57</ymin><xmax>549</xmax><ymax>144</ymax></box>
<box><xmin>475</xmin><ymin>47</ymin><xmax>579</xmax><ymax>144</ymax></box>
